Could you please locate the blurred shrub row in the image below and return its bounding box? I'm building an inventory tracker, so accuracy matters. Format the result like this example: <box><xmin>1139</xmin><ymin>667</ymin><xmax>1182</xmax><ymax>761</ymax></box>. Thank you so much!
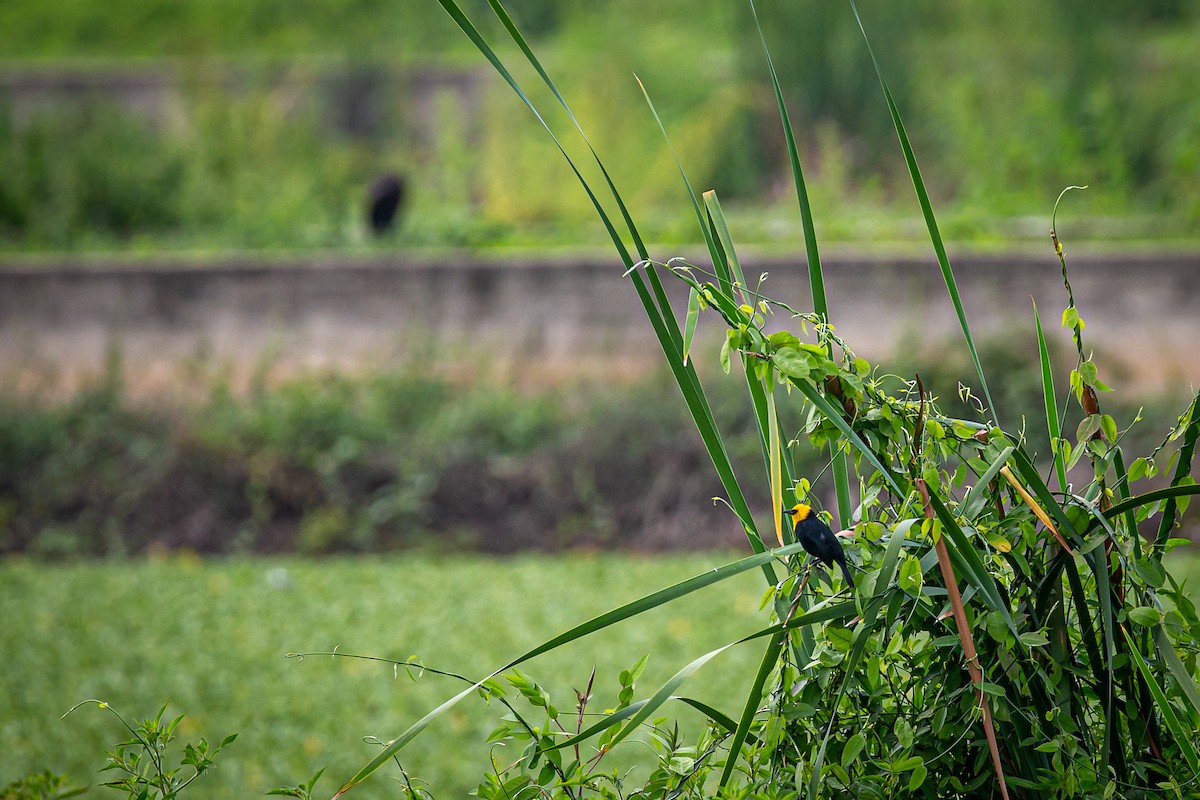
<box><xmin>0</xmin><ymin>365</ymin><xmax>761</xmax><ymax>557</ymax></box>
<box><xmin>1</xmin><ymin>0</ymin><xmax>1199</xmax><ymax>250</ymax></box>
<box><xmin>0</xmin><ymin>336</ymin><xmax>1183</xmax><ymax>558</ymax></box>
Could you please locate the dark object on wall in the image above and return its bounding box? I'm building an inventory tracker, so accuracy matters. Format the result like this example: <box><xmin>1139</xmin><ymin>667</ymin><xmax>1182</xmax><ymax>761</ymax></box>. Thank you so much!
<box><xmin>367</xmin><ymin>173</ymin><xmax>407</xmax><ymax>236</ymax></box>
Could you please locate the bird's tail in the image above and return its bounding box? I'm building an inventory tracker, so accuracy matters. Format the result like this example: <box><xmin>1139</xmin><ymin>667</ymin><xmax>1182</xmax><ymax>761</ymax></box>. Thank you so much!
<box><xmin>838</xmin><ymin>558</ymin><xmax>855</xmax><ymax>588</ymax></box>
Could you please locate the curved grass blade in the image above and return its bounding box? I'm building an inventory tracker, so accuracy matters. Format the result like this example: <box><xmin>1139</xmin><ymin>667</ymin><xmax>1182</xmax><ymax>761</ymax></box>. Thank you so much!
<box><xmin>438</xmin><ymin>0</ymin><xmax>770</xmax><ymax>574</ymax></box>
<box><xmin>746</xmin><ymin>0</ymin><xmax>825</xmax><ymax>319</ymax></box>
<box><xmin>332</xmin><ymin>542</ymin><xmax>808</xmax><ymax>795</ymax></box>
<box><xmin>1084</xmin><ymin>484</ymin><xmax>1200</xmax><ymax>535</ymax></box>
<box><xmin>547</xmin><ymin>603</ymin><xmax>854</xmax><ymax>755</ymax></box>
<box><xmin>746</xmin><ymin>0</ymin><xmax>854</xmax><ymax>528</ymax></box>
<box><xmin>848</xmin><ymin>0</ymin><xmax>997</xmax><ymax>423</ymax></box>
<box><xmin>676</xmin><ymin>697</ymin><xmax>760</xmax><ymax>742</ymax></box>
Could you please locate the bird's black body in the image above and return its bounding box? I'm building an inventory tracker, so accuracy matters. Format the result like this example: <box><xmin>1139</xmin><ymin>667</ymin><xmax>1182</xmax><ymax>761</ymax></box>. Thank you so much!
<box><xmin>790</xmin><ymin>504</ymin><xmax>854</xmax><ymax>588</ymax></box>
<box><xmin>368</xmin><ymin>173</ymin><xmax>407</xmax><ymax>236</ymax></box>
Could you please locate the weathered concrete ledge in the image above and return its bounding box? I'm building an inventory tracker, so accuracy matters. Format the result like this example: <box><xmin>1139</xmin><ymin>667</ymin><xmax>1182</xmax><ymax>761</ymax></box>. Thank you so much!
<box><xmin>2</xmin><ymin>249</ymin><xmax>1197</xmax><ymax>393</ymax></box>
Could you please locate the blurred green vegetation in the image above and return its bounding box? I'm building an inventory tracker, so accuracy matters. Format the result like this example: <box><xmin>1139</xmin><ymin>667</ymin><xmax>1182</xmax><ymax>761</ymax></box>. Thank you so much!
<box><xmin>0</xmin><ymin>0</ymin><xmax>1198</xmax><ymax>251</ymax></box>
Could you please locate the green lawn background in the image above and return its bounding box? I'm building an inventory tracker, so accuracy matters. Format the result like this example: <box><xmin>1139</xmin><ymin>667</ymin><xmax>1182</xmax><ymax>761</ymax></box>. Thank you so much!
<box><xmin>1</xmin><ymin>553</ymin><xmax>776</xmax><ymax>798</ymax></box>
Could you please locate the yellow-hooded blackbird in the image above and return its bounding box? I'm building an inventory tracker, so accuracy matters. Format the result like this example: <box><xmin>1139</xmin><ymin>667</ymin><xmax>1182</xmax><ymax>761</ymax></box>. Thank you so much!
<box><xmin>788</xmin><ymin>503</ymin><xmax>854</xmax><ymax>588</ymax></box>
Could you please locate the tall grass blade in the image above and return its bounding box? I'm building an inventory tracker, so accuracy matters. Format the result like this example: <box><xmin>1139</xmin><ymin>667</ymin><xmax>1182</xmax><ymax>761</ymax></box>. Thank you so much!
<box><xmin>768</xmin><ymin>385</ymin><xmax>784</xmax><ymax>546</ymax></box>
<box><xmin>632</xmin><ymin>78</ymin><xmax>774</xmax><ymax>571</ymax></box>
<box><xmin>1033</xmin><ymin>300</ymin><xmax>1069</xmax><ymax>491</ymax></box>
<box><xmin>1123</xmin><ymin>627</ymin><xmax>1200</xmax><ymax>774</ymax></box>
<box><xmin>746</xmin><ymin>0</ymin><xmax>825</xmax><ymax>318</ymax></box>
<box><xmin>747</xmin><ymin>0</ymin><xmax>854</xmax><ymax>527</ymax></box>
<box><xmin>848</xmin><ymin>0</ymin><xmax>997</xmax><ymax>423</ymax></box>
<box><xmin>1154</xmin><ymin>626</ymin><xmax>1200</xmax><ymax>722</ymax></box>
<box><xmin>1154</xmin><ymin>389</ymin><xmax>1200</xmax><ymax>556</ymax></box>
<box><xmin>438</xmin><ymin>0</ymin><xmax>773</xmax><ymax>575</ymax></box>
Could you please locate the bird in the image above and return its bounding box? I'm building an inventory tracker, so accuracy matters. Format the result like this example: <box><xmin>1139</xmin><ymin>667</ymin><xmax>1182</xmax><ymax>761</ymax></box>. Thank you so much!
<box><xmin>367</xmin><ymin>173</ymin><xmax>407</xmax><ymax>236</ymax></box>
<box><xmin>788</xmin><ymin>503</ymin><xmax>854</xmax><ymax>588</ymax></box>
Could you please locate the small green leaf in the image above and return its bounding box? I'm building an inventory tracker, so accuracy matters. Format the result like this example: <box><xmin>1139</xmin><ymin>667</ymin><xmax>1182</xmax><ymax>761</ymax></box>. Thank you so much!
<box><xmin>1127</xmin><ymin>607</ymin><xmax>1163</xmax><ymax>627</ymax></box>
<box><xmin>719</xmin><ymin>334</ymin><xmax>731</xmax><ymax>375</ymax></box>
<box><xmin>1080</xmin><ymin>360</ymin><xmax>1099</xmax><ymax>385</ymax></box>
<box><xmin>771</xmin><ymin>347</ymin><xmax>815</xmax><ymax>380</ymax></box>
<box><xmin>890</xmin><ymin>755</ymin><xmax>924</xmax><ymax>772</ymax></box>
<box><xmin>682</xmin><ymin>287</ymin><xmax>700</xmax><ymax>366</ymax></box>
<box><xmin>768</xmin><ymin>331</ymin><xmax>801</xmax><ymax>349</ymax></box>
<box><xmin>1129</xmin><ymin>457</ymin><xmax>1148</xmax><ymax>482</ymax></box>
<box><xmin>1019</xmin><ymin>631</ymin><xmax>1050</xmax><ymax>647</ymax></box>
<box><xmin>1100</xmin><ymin>414</ymin><xmax>1118</xmax><ymax>442</ymax></box>
<box><xmin>908</xmin><ymin>764</ymin><xmax>928</xmax><ymax>792</ymax></box>
<box><xmin>898</xmin><ymin>555</ymin><xmax>923</xmax><ymax>596</ymax></box>
<box><xmin>1077</xmin><ymin>414</ymin><xmax>1102</xmax><ymax>443</ymax></box>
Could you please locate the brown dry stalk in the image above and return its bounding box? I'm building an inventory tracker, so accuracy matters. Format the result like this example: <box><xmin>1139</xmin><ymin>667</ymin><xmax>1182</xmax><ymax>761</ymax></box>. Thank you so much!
<box><xmin>916</xmin><ymin>478</ymin><xmax>1010</xmax><ymax>800</ymax></box>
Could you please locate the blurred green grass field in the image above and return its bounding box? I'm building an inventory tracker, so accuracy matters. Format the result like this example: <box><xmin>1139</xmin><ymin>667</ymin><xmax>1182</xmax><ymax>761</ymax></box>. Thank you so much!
<box><xmin>1</xmin><ymin>553</ymin><xmax>774</xmax><ymax>799</ymax></box>
<box><xmin>2</xmin><ymin>551</ymin><xmax>1198</xmax><ymax>798</ymax></box>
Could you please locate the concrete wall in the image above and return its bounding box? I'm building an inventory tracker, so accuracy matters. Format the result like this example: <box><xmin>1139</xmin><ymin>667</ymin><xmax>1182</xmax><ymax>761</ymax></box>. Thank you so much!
<box><xmin>2</xmin><ymin>250</ymin><xmax>1198</xmax><ymax>394</ymax></box>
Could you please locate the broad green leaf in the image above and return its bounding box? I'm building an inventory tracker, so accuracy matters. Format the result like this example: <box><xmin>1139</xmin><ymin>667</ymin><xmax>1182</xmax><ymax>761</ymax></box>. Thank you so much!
<box><xmin>1133</xmin><ymin>557</ymin><xmax>1166</xmax><ymax>588</ymax></box>
<box><xmin>841</xmin><ymin>733</ymin><xmax>866</xmax><ymax>768</ymax></box>
<box><xmin>772</xmin><ymin>347</ymin><xmax>815</xmax><ymax>380</ymax></box>
<box><xmin>909</xmin><ymin>764</ymin><xmax>928</xmax><ymax>791</ymax></box>
<box><xmin>1127</xmin><ymin>607</ymin><xmax>1163</xmax><ymax>627</ymax></box>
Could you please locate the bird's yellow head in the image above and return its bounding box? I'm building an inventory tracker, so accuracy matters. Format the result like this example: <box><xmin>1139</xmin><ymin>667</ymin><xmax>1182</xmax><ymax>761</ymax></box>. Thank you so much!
<box><xmin>789</xmin><ymin>503</ymin><xmax>813</xmax><ymax>524</ymax></box>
